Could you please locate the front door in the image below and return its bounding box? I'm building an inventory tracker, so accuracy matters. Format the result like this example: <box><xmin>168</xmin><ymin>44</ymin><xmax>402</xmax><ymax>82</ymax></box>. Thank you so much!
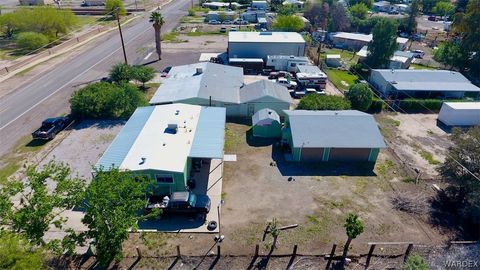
<box><xmin>247</xmin><ymin>104</ymin><xmax>255</xmax><ymax>116</ymax></box>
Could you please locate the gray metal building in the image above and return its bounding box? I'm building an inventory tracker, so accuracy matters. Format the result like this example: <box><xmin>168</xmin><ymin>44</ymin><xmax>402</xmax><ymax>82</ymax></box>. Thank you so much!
<box><xmin>228</xmin><ymin>32</ymin><xmax>306</xmax><ymax>61</ymax></box>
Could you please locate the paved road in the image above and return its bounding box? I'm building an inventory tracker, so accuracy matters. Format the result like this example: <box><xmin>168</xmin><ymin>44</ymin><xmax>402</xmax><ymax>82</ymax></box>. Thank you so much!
<box><xmin>0</xmin><ymin>0</ymin><xmax>192</xmax><ymax>158</ymax></box>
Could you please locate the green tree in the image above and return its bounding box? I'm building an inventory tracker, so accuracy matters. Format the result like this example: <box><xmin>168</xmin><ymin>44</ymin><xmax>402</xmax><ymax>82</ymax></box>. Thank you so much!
<box><xmin>82</xmin><ymin>169</ymin><xmax>158</xmax><ymax>267</ymax></box>
<box><xmin>0</xmin><ymin>162</ymin><xmax>85</xmax><ymax>247</ymax></box>
<box><xmin>421</xmin><ymin>0</ymin><xmax>437</xmax><ymax>13</ymax></box>
<box><xmin>105</xmin><ymin>0</ymin><xmax>126</xmax><ymax>19</ymax></box>
<box><xmin>366</xmin><ymin>18</ymin><xmax>399</xmax><ymax>68</ymax></box>
<box><xmin>277</xmin><ymin>4</ymin><xmax>297</xmax><ymax>16</ymax></box>
<box><xmin>403</xmin><ymin>0</ymin><xmax>420</xmax><ymax>34</ymax></box>
<box><xmin>0</xmin><ymin>13</ymin><xmax>21</xmax><ymax>38</ymax></box>
<box><xmin>272</xmin><ymin>15</ymin><xmax>305</xmax><ymax>32</ymax></box>
<box><xmin>349</xmin><ymin>3</ymin><xmax>368</xmax><ymax>19</ymax></box>
<box><xmin>0</xmin><ymin>231</ymin><xmax>46</xmax><ymax>270</ymax></box>
<box><xmin>346</xmin><ymin>83</ymin><xmax>373</xmax><ymax>111</ymax></box>
<box><xmin>453</xmin><ymin>0</ymin><xmax>480</xmax><ymax>77</ymax></box>
<box><xmin>150</xmin><ymin>11</ymin><xmax>165</xmax><ymax>61</ymax></box>
<box><xmin>15</xmin><ymin>32</ymin><xmax>49</xmax><ymax>51</ymax></box>
<box><xmin>132</xmin><ymin>65</ymin><xmax>155</xmax><ymax>88</ymax></box>
<box><xmin>341</xmin><ymin>213</ymin><xmax>364</xmax><ymax>266</ymax></box>
<box><xmin>297</xmin><ymin>95</ymin><xmax>351</xmax><ymax>110</ymax></box>
<box><xmin>433</xmin><ymin>41</ymin><xmax>468</xmax><ymax>70</ymax></box>
<box><xmin>438</xmin><ymin>126</ymin><xmax>480</xmax><ymax>227</ymax></box>
<box><xmin>348</xmin><ymin>0</ymin><xmax>373</xmax><ymax>8</ymax></box>
<box><xmin>433</xmin><ymin>1</ymin><xmax>455</xmax><ymax>18</ymax></box>
<box><xmin>403</xmin><ymin>255</ymin><xmax>430</xmax><ymax>270</ymax></box>
<box><xmin>109</xmin><ymin>63</ymin><xmax>134</xmax><ymax>83</ymax></box>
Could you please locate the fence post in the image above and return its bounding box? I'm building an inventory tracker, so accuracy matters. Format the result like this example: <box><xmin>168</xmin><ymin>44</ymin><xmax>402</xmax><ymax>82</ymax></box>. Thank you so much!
<box><xmin>403</xmin><ymin>244</ymin><xmax>413</xmax><ymax>263</ymax></box>
<box><xmin>292</xmin><ymin>245</ymin><xmax>298</xmax><ymax>257</ymax></box>
<box><xmin>254</xmin><ymin>244</ymin><xmax>259</xmax><ymax>257</ymax></box>
<box><xmin>217</xmin><ymin>245</ymin><xmax>221</xmax><ymax>257</ymax></box>
<box><xmin>176</xmin><ymin>245</ymin><xmax>181</xmax><ymax>258</ymax></box>
<box><xmin>325</xmin><ymin>244</ymin><xmax>337</xmax><ymax>270</ymax></box>
<box><xmin>136</xmin><ymin>246</ymin><xmax>142</xmax><ymax>258</ymax></box>
<box><xmin>365</xmin><ymin>244</ymin><xmax>376</xmax><ymax>269</ymax></box>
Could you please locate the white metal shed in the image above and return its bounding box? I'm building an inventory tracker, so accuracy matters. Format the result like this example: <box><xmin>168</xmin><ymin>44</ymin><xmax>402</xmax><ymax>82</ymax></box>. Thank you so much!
<box><xmin>438</xmin><ymin>102</ymin><xmax>480</xmax><ymax>126</ymax></box>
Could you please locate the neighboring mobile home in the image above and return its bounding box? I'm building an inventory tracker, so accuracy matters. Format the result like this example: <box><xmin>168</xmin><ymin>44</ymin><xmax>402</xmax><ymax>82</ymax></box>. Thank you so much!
<box><xmin>438</xmin><ymin>102</ymin><xmax>480</xmax><ymax>126</ymax></box>
<box><xmin>281</xmin><ymin>110</ymin><xmax>386</xmax><ymax>163</ymax></box>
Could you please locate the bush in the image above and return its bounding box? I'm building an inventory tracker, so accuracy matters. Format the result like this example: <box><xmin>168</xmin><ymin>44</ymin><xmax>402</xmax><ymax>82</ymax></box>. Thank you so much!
<box><xmin>297</xmin><ymin>95</ymin><xmax>351</xmax><ymax>110</ymax></box>
<box><xmin>132</xmin><ymin>65</ymin><xmax>155</xmax><ymax>88</ymax></box>
<box><xmin>403</xmin><ymin>255</ymin><xmax>429</xmax><ymax>270</ymax></box>
<box><xmin>109</xmin><ymin>63</ymin><xmax>134</xmax><ymax>83</ymax></box>
<box><xmin>346</xmin><ymin>83</ymin><xmax>373</xmax><ymax>111</ymax></box>
<box><xmin>15</xmin><ymin>32</ymin><xmax>48</xmax><ymax>51</ymax></box>
<box><xmin>272</xmin><ymin>15</ymin><xmax>305</xmax><ymax>32</ymax></box>
<box><xmin>70</xmin><ymin>82</ymin><xmax>146</xmax><ymax>119</ymax></box>
<box><xmin>397</xmin><ymin>98</ymin><xmax>451</xmax><ymax>112</ymax></box>
<box><xmin>368</xmin><ymin>98</ymin><xmax>386</xmax><ymax>113</ymax></box>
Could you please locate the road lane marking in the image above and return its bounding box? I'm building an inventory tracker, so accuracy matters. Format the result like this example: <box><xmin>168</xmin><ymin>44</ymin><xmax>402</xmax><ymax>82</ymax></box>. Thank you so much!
<box><xmin>144</xmin><ymin>52</ymin><xmax>153</xmax><ymax>60</ymax></box>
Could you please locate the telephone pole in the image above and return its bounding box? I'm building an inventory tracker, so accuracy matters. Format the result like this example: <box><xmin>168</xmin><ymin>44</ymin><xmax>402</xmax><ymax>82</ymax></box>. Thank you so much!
<box><xmin>116</xmin><ymin>8</ymin><xmax>128</xmax><ymax>65</ymax></box>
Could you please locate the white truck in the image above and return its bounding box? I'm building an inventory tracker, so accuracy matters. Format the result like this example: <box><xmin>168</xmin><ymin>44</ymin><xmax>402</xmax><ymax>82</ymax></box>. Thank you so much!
<box><xmin>266</xmin><ymin>55</ymin><xmax>310</xmax><ymax>72</ymax></box>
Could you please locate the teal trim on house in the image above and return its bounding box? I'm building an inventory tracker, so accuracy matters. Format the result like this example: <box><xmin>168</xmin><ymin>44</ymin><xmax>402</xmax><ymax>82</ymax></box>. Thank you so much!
<box><xmin>368</xmin><ymin>148</ymin><xmax>380</xmax><ymax>162</ymax></box>
<box><xmin>293</xmin><ymin>147</ymin><xmax>301</xmax><ymax>161</ymax></box>
<box><xmin>322</xmin><ymin>148</ymin><xmax>330</xmax><ymax>161</ymax></box>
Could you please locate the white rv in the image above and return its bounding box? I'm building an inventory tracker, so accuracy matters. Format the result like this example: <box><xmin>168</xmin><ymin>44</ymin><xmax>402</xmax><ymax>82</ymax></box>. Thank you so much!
<box><xmin>266</xmin><ymin>55</ymin><xmax>310</xmax><ymax>72</ymax></box>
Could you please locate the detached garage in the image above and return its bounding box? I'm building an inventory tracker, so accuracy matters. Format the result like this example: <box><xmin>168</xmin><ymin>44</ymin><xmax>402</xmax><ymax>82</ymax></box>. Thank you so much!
<box><xmin>252</xmin><ymin>109</ymin><xmax>282</xmax><ymax>138</ymax></box>
<box><xmin>281</xmin><ymin>110</ymin><xmax>386</xmax><ymax>163</ymax></box>
<box><xmin>438</xmin><ymin>102</ymin><xmax>480</xmax><ymax>126</ymax></box>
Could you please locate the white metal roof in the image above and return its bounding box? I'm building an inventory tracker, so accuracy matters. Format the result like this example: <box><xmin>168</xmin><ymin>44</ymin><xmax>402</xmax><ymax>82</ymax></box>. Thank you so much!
<box><xmin>332</xmin><ymin>32</ymin><xmax>408</xmax><ymax>45</ymax></box>
<box><xmin>229</xmin><ymin>31</ymin><xmax>306</xmax><ymax>43</ymax></box>
<box><xmin>96</xmin><ymin>104</ymin><xmax>226</xmax><ymax>173</ymax></box>
<box><xmin>443</xmin><ymin>102</ymin><xmax>480</xmax><ymax>110</ymax></box>
<box><xmin>296</xmin><ymin>65</ymin><xmax>327</xmax><ymax>79</ymax></box>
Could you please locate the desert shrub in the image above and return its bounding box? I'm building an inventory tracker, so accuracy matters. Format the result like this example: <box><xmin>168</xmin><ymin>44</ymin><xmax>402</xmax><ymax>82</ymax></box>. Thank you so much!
<box><xmin>15</xmin><ymin>32</ymin><xmax>48</xmax><ymax>51</ymax></box>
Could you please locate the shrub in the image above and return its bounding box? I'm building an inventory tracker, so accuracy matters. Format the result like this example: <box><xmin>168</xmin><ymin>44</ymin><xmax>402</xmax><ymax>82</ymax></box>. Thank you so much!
<box><xmin>109</xmin><ymin>63</ymin><xmax>134</xmax><ymax>83</ymax></box>
<box><xmin>272</xmin><ymin>15</ymin><xmax>305</xmax><ymax>32</ymax></box>
<box><xmin>397</xmin><ymin>98</ymin><xmax>448</xmax><ymax>112</ymax></box>
<box><xmin>403</xmin><ymin>255</ymin><xmax>429</xmax><ymax>270</ymax></box>
<box><xmin>132</xmin><ymin>65</ymin><xmax>155</xmax><ymax>88</ymax></box>
<box><xmin>297</xmin><ymin>95</ymin><xmax>351</xmax><ymax>110</ymax></box>
<box><xmin>346</xmin><ymin>83</ymin><xmax>373</xmax><ymax>111</ymax></box>
<box><xmin>368</xmin><ymin>98</ymin><xmax>386</xmax><ymax>113</ymax></box>
<box><xmin>15</xmin><ymin>32</ymin><xmax>48</xmax><ymax>51</ymax></box>
<box><xmin>70</xmin><ymin>82</ymin><xmax>146</xmax><ymax>119</ymax></box>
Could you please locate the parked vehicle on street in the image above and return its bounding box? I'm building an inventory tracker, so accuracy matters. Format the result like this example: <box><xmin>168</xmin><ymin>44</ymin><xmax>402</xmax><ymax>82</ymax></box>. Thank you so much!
<box><xmin>145</xmin><ymin>192</ymin><xmax>211</xmax><ymax>217</ymax></box>
<box><xmin>230</xmin><ymin>26</ymin><xmax>238</xmax><ymax>31</ymax></box>
<box><xmin>268</xmin><ymin>71</ymin><xmax>291</xmax><ymax>79</ymax></box>
<box><xmin>234</xmin><ymin>19</ymin><xmax>248</xmax><ymax>25</ymax></box>
<box><xmin>274</xmin><ymin>77</ymin><xmax>297</xmax><ymax>89</ymax></box>
<box><xmin>161</xmin><ymin>66</ymin><xmax>172</xmax><ymax>77</ymax></box>
<box><xmin>220</xmin><ymin>27</ymin><xmax>227</xmax><ymax>33</ymax></box>
<box><xmin>208</xmin><ymin>20</ymin><xmax>221</xmax><ymax>25</ymax></box>
<box><xmin>411</xmin><ymin>50</ymin><xmax>425</xmax><ymax>58</ymax></box>
<box><xmin>32</xmin><ymin>116</ymin><xmax>73</xmax><ymax>140</ymax></box>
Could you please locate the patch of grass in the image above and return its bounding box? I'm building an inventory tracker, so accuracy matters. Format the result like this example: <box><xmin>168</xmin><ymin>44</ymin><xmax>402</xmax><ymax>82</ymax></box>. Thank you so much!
<box><xmin>410</xmin><ymin>63</ymin><xmax>437</xmax><ymax>70</ymax></box>
<box><xmin>402</xmin><ymin>177</ymin><xmax>416</xmax><ymax>183</ymax></box>
<box><xmin>224</xmin><ymin>127</ymin><xmax>241</xmax><ymax>152</ymax></box>
<box><xmin>221</xmin><ymin>192</ymin><xmax>227</xmax><ymax>200</ymax></box>
<box><xmin>161</xmin><ymin>32</ymin><xmax>188</xmax><ymax>43</ymax></box>
<box><xmin>419</xmin><ymin>150</ymin><xmax>440</xmax><ymax>165</ymax></box>
<box><xmin>140</xmin><ymin>232</ymin><xmax>169</xmax><ymax>249</ymax></box>
<box><xmin>376</xmin><ymin>114</ymin><xmax>401</xmax><ymax>140</ymax></box>
<box><xmin>15</xmin><ymin>65</ymin><xmax>38</xmax><ymax>77</ymax></box>
<box><xmin>376</xmin><ymin>159</ymin><xmax>395</xmax><ymax>177</ymax></box>
<box><xmin>143</xmin><ymin>83</ymin><xmax>160</xmax><ymax>101</ymax></box>
<box><xmin>0</xmin><ymin>161</ymin><xmax>21</xmax><ymax>184</ymax></box>
<box><xmin>324</xmin><ymin>68</ymin><xmax>359</xmax><ymax>91</ymax></box>
<box><xmin>353</xmin><ymin>178</ymin><xmax>368</xmax><ymax>195</ymax></box>
<box><xmin>321</xmin><ymin>48</ymin><xmax>359</xmax><ymax>66</ymax></box>
<box><xmin>180</xmin><ymin>16</ymin><xmax>205</xmax><ymax>23</ymax></box>
<box><xmin>186</xmin><ymin>31</ymin><xmax>226</xmax><ymax>36</ymax></box>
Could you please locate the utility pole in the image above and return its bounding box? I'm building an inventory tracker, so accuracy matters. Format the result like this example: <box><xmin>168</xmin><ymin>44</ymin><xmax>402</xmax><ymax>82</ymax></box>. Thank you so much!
<box><xmin>116</xmin><ymin>8</ymin><xmax>128</xmax><ymax>65</ymax></box>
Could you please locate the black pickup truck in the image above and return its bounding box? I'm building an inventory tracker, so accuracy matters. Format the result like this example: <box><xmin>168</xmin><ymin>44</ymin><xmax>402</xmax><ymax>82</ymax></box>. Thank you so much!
<box><xmin>146</xmin><ymin>192</ymin><xmax>211</xmax><ymax>216</ymax></box>
<box><xmin>32</xmin><ymin>116</ymin><xmax>73</xmax><ymax>140</ymax></box>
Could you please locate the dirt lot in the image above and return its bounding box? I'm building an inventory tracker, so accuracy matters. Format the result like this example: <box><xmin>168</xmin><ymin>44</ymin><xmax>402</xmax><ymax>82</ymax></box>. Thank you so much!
<box><xmin>375</xmin><ymin>113</ymin><xmax>452</xmax><ymax>178</ymax></box>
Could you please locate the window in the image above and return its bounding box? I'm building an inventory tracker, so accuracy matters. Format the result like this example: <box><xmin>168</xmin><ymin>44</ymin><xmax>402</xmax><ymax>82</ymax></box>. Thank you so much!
<box><xmin>156</xmin><ymin>174</ymin><xmax>174</xmax><ymax>184</ymax></box>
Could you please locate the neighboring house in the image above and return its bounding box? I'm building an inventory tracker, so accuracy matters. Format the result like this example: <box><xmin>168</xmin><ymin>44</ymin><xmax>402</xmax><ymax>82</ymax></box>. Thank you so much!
<box><xmin>228</xmin><ymin>31</ymin><xmax>306</xmax><ymax>60</ymax></box>
<box><xmin>325</xmin><ymin>55</ymin><xmax>342</xmax><ymax>67</ymax></box>
<box><xmin>373</xmin><ymin>1</ymin><xmax>391</xmax><ymax>12</ymax></box>
<box><xmin>83</xmin><ymin>0</ymin><xmax>105</xmax><ymax>6</ymax></box>
<box><xmin>206</xmin><ymin>11</ymin><xmax>236</xmax><ymax>22</ymax></box>
<box><xmin>357</xmin><ymin>46</ymin><xmax>414</xmax><ymax>69</ymax></box>
<box><xmin>149</xmin><ymin>62</ymin><xmax>292</xmax><ymax>117</ymax></box>
<box><xmin>241</xmin><ymin>9</ymin><xmax>266</xmax><ymax>23</ymax></box>
<box><xmin>19</xmin><ymin>0</ymin><xmax>55</xmax><ymax>5</ymax></box>
<box><xmin>438</xmin><ymin>102</ymin><xmax>480</xmax><ymax>126</ymax></box>
<box><xmin>266</xmin><ymin>55</ymin><xmax>310</xmax><ymax>72</ymax></box>
<box><xmin>295</xmin><ymin>65</ymin><xmax>328</xmax><ymax>89</ymax></box>
<box><xmin>369</xmin><ymin>69</ymin><xmax>480</xmax><ymax>98</ymax></box>
<box><xmin>281</xmin><ymin>110</ymin><xmax>386</xmax><ymax>163</ymax></box>
<box><xmin>329</xmin><ymin>32</ymin><xmax>409</xmax><ymax>51</ymax></box>
<box><xmin>252</xmin><ymin>108</ymin><xmax>282</xmax><ymax>138</ymax></box>
<box><xmin>95</xmin><ymin>104</ymin><xmax>226</xmax><ymax>195</ymax></box>
<box><xmin>282</xmin><ymin>0</ymin><xmax>304</xmax><ymax>8</ymax></box>
<box><xmin>394</xmin><ymin>4</ymin><xmax>409</xmax><ymax>12</ymax></box>
<box><xmin>202</xmin><ymin>1</ymin><xmax>241</xmax><ymax>9</ymax></box>
<box><xmin>251</xmin><ymin>0</ymin><xmax>268</xmax><ymax>10</ymax></box>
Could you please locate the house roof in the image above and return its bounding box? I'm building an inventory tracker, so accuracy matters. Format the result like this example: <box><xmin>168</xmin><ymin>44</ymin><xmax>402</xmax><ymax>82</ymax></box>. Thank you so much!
<box><xmin>372</xmin><ymin>69</ymin><xmax>480</xmax><ymax>92</ymax></box>
<box><xmin>296</xmin><ymin>65</ymin><xmax>327</xmax><ymax>79</ymax></box>
<box><xmin>357</xmin><ymin>46</ymin><xmax>414</xmax><ymax>60</ymax></box>
<box><xmin>332</xmin><ymin>32</ymin><xmax>408</xmax><ymax>45</ymax></box>
<box><xmin>149</xmin><ymin>62</ymin><xmax>244</xmax><ymax>105</ymax></box>
<box><xmin>96</xmin><ymin>104</ymin><xmax>226</xmax><ymax>173</ymax></box>
<box><xmin>284</xmin><ymin>110</ymin><xmax>387</xmax><ymax>149</ymax></box>
<box><xmin>252</xmin><ymin>108</ymin><xmax>280</xmax><ymax>126</ymax></box>
<box><xmin>229</xmin><ymin>31</ymin><xmax>306</xmax><ymax>43</ymax></box>
<box><xmin>239</xmin><ymin>80</ymin><xmax>293</xmax><ymax>103</ymax></box>
<box><xmin>442</xmin><ymin>102</ymin><xmax>480</xmax><ymax>110</ymax></box>
<box><xmin>374</xmin><ymin>1</ymin><xmax>391</xmax><ymax>6</ymax></box>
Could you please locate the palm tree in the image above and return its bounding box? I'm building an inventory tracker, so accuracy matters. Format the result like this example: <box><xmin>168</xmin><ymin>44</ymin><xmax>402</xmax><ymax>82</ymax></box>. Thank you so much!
<box><xmin>149</xmin><ymin>11</ymin><xmax>165</xmax><ymax>61</ymax></box>
<box><xmin>341</xmin><ymin>213</ymin><xmax>364</xmax><ymax>269</ymax></box>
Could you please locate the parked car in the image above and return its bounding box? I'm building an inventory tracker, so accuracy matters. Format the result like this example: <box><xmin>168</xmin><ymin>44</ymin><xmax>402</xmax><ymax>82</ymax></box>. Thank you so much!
<box><xmin>161</xmin><ymin>66</ymin><xmax>172</xmax><ymax>77</ymax></box>
<box><xmin>145</xmin><ymin>192</ymin><xmax>211</xmax><ymax>216</ymax></box>
<box><xmin>230</xmin><ymin>26</ymin><xmax>238</xmax><ymax>31</ymax></box>
<box><xmin>268</xmin><ymin>71</ymin><xmax>291</xmax><ymax>79</ymax></box>
<box><xmin>222</xmin><ymin>20</ymin><xmax>233</xmax><ymax>24</ymax></box>
<box><xmin>32</xmin><ymin>116</ymin><xmax>73</xmax><ymax>140</ymax></box>
<box><xmin>428</xmin><ymin>16</ymin><xmax>438</xmax><ymax>21</ymax></box>
<box><xmin>220</xmin><ymin>27</ymin><xmax>227</xmax><ymax>33</ymax></box>
<box><xmin>275</xmin><ymin>77</ymin><xmax>297</xmax><ymax>89</ymax></box>
<box><xmin>234</xmin><ymin>19</ymin><xmax>248</xmax><ymax>25</ymax></box>
<box><xmin>411</xmin><ymin>50</ymin><xmax>425</xmax><ymax>59</ymax></box>
<box><xmin>208</xmin><ymin>20</ymin><xmax>221</xmax><ymax>25</ymax></box>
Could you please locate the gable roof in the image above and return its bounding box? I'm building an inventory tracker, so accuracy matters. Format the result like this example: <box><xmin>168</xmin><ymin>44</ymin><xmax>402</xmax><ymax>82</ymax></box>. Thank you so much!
<box><xmin>239</xmin><ymin>80</ymin><xmax>292</xmax><ymax>103</ymax></box>
<box><xmin>229</xmin><ymin>31</ymin><xmax>306</xmax><ymax>43</ymax></box>
<box><xmin>96</xmin><ymin>104</ymin><xmax>226</xmax><ymax>173</ymax></box>
<box><xmin>252</xmin><ymin>108</ymin><xmax>280</xmax><ymax>126</ymax></box>
<box><xmin>372</xmin><ymin>69</ymin><xmax>480</xmax><ymax>92</ymax></box>
<box><xmin>149</xmin><ymin>62</ymin><xmax>244</xmax><ymax>105</ymax></box>
<box><xmin>284</xmin><ymin>110</ymin><xmax>386</xmax><ymax>149</ymax></box>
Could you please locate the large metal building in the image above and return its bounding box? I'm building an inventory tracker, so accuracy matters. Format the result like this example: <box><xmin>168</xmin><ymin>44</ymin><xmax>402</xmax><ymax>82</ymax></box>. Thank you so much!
<box><xmin>228</xmin><ymin>32</ymin><xmax>306</xmax><ymax>61</ymax></box>
<box><xmin>281</xmin><ymin>110</ymin><xmax>386</xmax><ymax>163</ymax></box>
<box><xmin>438</xmin><ymin>102</ymin><xmax>480</xmax><ymax>126</ymax></box>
